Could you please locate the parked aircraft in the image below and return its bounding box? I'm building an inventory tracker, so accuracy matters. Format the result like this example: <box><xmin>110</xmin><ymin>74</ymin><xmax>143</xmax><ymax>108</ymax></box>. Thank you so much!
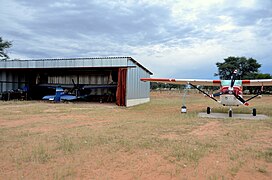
<box><xmin>42</xmin><ymin>79</ymin><xmax>117</xmax><ymax>102</ymax></box>
<box><xmin>141</xmin><ymin>70</ymin><xmax>272</xmax><ymax>117</ymax></box>
<box><xmin>42</xmin><ymin>87</ymin><xmax>78</xmax><ymax>101</ymax></box>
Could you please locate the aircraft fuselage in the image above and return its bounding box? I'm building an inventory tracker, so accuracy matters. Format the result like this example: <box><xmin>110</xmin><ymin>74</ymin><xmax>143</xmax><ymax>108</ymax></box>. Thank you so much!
<box><xmin>219</xmin><ymin>80</ymin><xmax>243</xmax><ymax>106</ymax></box>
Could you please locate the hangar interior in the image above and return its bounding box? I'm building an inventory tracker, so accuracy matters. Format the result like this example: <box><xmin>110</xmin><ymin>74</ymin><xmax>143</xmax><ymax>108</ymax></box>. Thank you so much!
<box><xmin>0</xmin><ymin>57</ymin><xmax>152</xmax><ymax>106</ymax></box>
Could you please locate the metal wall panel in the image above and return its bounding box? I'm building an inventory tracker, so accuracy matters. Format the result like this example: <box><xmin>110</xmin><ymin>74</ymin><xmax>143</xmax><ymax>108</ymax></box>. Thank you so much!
<box><xmin>0</xmin><ymin>71</ymin><xmax>7</xmax><ymax>92</ymax></box>
<box><xmin>0</xmin><ymin>71</ymin><xmax>27</xmax><ymax>92</ymax></box>
<box><xmin>6</xmin><ymin>72</ymin><xmax>12</xmax><ymax>90</ymax></box>
<box><xmin>0</xmin><ymin>57</ymin><xmax>131</xmax><ymax>69</ymax></box>
<box><xmin>102</xmin><ymin>59</ymin><xmax>112</xmax><ymax>67</ymax></box>
<box><xmin>126</xmin><ymin>60</ymin><xmax>150</xmax><ymax>100</ymax></box>
<box><xmin>58</xmin><ymin>61</ymin><xmax>66</xmax><ymax>66</ymax></box>
<box><xmin>28</xmin><ymin>61</ymin><xmax>36</xmax><ymax>68</ymax></box>
<box><xmin>47</xmin><ymin>74</ymin><xmax>111</xmax><ymax>96</ymax></box>
<box><xmin>92</xmin><ymin>59</ymin><xmax>102</xmax><ymax>67</ymax></box>
<box><xmin>35</xmin><ymin>60</ymin><xmax>44</xmax><ymax>68</ymax></box>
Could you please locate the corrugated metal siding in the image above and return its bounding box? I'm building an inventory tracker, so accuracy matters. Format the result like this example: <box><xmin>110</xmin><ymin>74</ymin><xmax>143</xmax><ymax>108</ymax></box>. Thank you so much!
<box><xmin>0</xmin><ymin>71</ymin><xmax>26</xmax><ymax>92</ymax></box>
<box><xmin>0</xmin><ymin>71</ymin><xmax>6</xmax><ymax>92</ymax></box>
<box><xmin>48</xmin><ymin>74</ymin><xmax>111</xmax><ymax>95</ymax></box>
<box><xmin>48</xmin><ymin>74</ymin><xmax>110</xmax><ymax>85</ymax></box>
<box><xmin>126</xmin><ymin>60</ymin><xmax>150</xmax><ymax>100</ymax></box>
<box><xmin>0</xmin><ymin>57</ymin><xmax>130</xmax><ymax>69</ymax></box>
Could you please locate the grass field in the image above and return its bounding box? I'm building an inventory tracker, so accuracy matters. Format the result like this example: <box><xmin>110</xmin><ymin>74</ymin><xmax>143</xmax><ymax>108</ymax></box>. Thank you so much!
<box><xmin>0</xmin><ymin>91</ymin><xmax>271</xmax><ymax>179</ymax></box>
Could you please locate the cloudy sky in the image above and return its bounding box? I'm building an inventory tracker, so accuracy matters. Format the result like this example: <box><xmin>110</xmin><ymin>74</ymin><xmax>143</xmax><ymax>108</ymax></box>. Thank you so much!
<box><xmin>1</xmin><ymin>0</ymin><xmax>272</xmax><ymax>78</ymax></box>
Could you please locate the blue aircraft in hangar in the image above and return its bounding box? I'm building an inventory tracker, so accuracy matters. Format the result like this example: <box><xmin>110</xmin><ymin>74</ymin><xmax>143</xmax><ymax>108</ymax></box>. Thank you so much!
<box><xmin>42</xmin><ymin>87</ymin><xmax>78</xmax><ymax>102</ymax></box>
<box><xmin>41</xmin><ymin>82</ymin><xmax>117</xmax><ymax>102</ymax></box>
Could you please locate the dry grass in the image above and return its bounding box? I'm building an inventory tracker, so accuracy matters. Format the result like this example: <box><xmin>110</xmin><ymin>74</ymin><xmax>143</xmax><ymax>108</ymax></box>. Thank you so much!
<box><xmin>0</xmin><ymin>91</ymin><xmax>271</xmax><ymax>179</ymax></box>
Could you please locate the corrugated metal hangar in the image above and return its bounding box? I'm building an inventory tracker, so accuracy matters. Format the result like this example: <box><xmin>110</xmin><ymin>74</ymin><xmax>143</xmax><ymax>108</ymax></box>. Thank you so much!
<box><xmin>0</xmin><ymin>57</ymin><xmax>152</xmax><ymax>107</ymax></box>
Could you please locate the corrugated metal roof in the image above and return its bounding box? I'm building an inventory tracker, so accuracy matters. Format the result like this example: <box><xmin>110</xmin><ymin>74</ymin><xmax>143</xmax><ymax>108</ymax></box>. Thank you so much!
<box><xmin>0</xmin><ymin>57</ymin><xmax>152</xmax><ymax>74</ymax></box>
<box><xmin>9</xmin><ymin>56</ymin><xmax>130</xmax><ymax>61</ymax></box>
<box><xmin>128</xmin><ymin>57</ymin><xmax>153</xmax><ymax>75</ymax></box>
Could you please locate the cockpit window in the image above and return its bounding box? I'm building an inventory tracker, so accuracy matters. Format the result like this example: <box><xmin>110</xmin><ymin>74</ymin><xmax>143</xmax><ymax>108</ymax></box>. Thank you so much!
<box><xmin>221</xmin><ymin>80</ymin><xmax>242</xmax><ymax>86</ymax></box>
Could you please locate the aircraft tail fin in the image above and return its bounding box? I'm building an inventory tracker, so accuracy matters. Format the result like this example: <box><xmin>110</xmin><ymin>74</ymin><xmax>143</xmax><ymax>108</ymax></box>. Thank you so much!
<box><xmin>54</xmin><ymin>87</ymin><xmax>64</xmax><ymax>102</ymax></box>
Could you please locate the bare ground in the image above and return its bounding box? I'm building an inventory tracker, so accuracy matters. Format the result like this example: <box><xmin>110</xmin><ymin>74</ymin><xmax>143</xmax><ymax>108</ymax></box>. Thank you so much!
<box><xmin>0</xmin><ymin>92</ymin><xmax>271</xmax><ymax>179</ymax></box>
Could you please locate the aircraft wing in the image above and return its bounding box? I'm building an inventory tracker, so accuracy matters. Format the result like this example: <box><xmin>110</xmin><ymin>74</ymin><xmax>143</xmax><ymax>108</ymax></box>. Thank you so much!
<box><xmin>37</xmin><ymin>84</ymin><xmax>74</xmax><ymax>88</ymax></box>
<box><xmin>42</xmin><ymin>94</ymin><xmax>77</xmax><ymax>101</ymax></box>
<box><xmin>42</xmin><ymin>95</ymin><xmax>55</xmax><ymax>101</ymax></box>
<box><xmin>38</xmin><ymin>83</ymin><xmax>117</xmax><ymax>89</ymax></box>
<box><xmin>83</xmin><ymin>84</ymin><xmax>117</xmax><ymax>89</ymax></box>
<box><xmin>61</xmin><ymin>94</ymin><xmax>78</xmax><ymax>101</ymax></box>
<box><xmin>242</xmin><ymin>79</ymin><xmax>272</xmax><ymax>86</ymax></box>
<box><xmin>141</xmin><ymin>78</ymin><xmax>221</xmax><ymax>86</ymax></box>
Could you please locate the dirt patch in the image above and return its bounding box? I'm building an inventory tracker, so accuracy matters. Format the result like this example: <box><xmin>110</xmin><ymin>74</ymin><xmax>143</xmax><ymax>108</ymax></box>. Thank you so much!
<box><xmin>76</xmin><ymin>150</ymin><xmax>178</xmax><ymax>179</ymax></box>
<box><xmin>239</xmin><ymin>130</ymin><xmax>272</xmax><ymax>152</ymax></box>
<box><xmin>189</xmin><ymin>121</ymin><xmax>223</xmax><ymax>137</ymax></box>
<box><xmin>235</xmin><ymin>160</ymin><xmax>272</xmax><ymax>180</ymax></box>
<box><xmin>160</xmin><ymin>133</ymin><xmax>181</xmax><ymax>140</ymax></box>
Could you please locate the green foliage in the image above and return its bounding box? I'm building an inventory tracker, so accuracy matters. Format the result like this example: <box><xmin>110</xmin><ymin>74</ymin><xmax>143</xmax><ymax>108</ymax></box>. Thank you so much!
<box><xmin>255</xmin><ymin>73</ymin><xmax>272</xmax><ymax>79</ymax></box>
<box><xmin>150</xmin><ymin>82</ymin><xmax>184</xmax><ymax>90</ymax></box>
<box><xmin>215</xmin><ymin>56</ymin><xmax>261</xmax><ymax>79</ymax></box>
<box><xmin>0</xmin><ymin>37</ymin><xmax>12</xmax><ymax>60</ymax></box>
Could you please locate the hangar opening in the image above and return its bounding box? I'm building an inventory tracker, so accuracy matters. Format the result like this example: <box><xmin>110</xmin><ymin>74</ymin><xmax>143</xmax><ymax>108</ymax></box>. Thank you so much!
<box><xmin>0</xmin><ymin>57</ymin><xmax>152</xmax><ymax>107</ymax></box>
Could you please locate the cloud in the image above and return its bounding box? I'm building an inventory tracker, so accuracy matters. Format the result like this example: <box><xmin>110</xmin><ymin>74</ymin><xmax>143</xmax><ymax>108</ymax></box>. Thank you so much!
<box><xmin>0</xmin><ymin>0</ymin><xmax>272</xmax><ymax>78</ymax></box>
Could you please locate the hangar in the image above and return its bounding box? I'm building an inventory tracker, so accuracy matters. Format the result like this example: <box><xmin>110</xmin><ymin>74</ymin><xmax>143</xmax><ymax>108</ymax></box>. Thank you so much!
<box><xmin>0</xmin><ymin>57</ymin><xmax>152</xmax><ymax>107</ymax></box>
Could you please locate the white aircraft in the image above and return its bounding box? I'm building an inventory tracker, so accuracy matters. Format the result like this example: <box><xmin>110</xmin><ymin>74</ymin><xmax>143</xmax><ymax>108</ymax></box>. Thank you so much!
<box><xmin>141</xmin><ymin>70</ymin><xmax>272</xmax><ymax>117</ymax></box>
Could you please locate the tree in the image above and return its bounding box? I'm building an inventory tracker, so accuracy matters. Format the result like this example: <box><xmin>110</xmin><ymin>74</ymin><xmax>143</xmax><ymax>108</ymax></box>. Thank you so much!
<box><xmin>215</xmin><ymin>56</ymin><xmax>261</xmax><ymax>79</ymax></box>
<box><xmin>254</xmin><ymin>73</ymin><xmax>272</xmax><ymax>79</ymax></box>
<box><xmin>0</xmin><ymin>37</ymin><xmax>12</xmax><ymax>60</ymax></box>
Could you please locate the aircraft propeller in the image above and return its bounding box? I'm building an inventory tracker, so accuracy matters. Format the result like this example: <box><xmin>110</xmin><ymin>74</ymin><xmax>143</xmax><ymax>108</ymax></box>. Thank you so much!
<box><xmin>229</xmin><ymin>69</ymin><xmax>237</xmax><ymax>90</ymax></box>
<box><xmin>233</xmin><ymin>93</ymin><xmax>248</xmax><ymax>105</ymax></box>
<box><xmin>228</xmin><ymin>70</ymin><xmax>249</xmax><ymax>106</ymax></box>
<box><xmin>70</xmin><ymin>79</ymin><xmax>85</xmax><ymax>96</ymax></box>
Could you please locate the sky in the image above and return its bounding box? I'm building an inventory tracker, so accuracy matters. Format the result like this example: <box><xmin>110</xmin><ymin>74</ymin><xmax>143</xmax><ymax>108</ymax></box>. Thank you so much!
<box><xmin>1</xmin><ymin>0</ymin><xmax>272</xmax><ymax>78</ymax></box>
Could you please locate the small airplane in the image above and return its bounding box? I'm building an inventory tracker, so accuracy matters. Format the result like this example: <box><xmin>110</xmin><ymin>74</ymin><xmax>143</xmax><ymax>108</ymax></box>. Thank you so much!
<box><xmin>42</xmin><ymin>79</ymin><xmax>117</xmax><ymax>102</ymax></box>
<box><xmin>141</xmin><ymin>70</ymin><xmax>272</xmax><ymax>117</ymax></box>
<box><xmin>42</xmin><ymin>86</ymin><xmax>79</xmax><ymax>102</ymax></box>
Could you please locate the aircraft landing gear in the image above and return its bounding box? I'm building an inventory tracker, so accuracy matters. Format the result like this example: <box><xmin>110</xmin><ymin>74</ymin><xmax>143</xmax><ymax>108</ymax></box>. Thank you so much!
<box><xmin>253</xmin><ymin>108</ymin><xmax>257</xmax><ymax>116</ymax></box>
<box><xmin>207</xmin><ymin>107</ymin><xmax>211</xmax><ymax>114</ymax></box>
<box><xmin>228</xmin><ymin>107</ymin><xmax>232</xmax><ymax>117</ymax></box>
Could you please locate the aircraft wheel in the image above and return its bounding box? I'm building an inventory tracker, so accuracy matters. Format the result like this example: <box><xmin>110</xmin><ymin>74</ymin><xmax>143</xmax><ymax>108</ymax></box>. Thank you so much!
<box><xmin>207</xmin><ymin>107</ymin><xmax>211</xmax><ymax>114</ymax></box>
<box><xmin>253</xmin><ymin>108</ymin><xmax>257</xmax><ymax>116</ymax></box>
<box><xmin>229</xmin><ymin>110</ymin><xmax>232</xmax><ymax>117</ymax></box>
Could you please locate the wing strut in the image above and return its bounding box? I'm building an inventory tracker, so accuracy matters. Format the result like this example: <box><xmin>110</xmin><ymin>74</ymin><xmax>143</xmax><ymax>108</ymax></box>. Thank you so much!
<box><xmin>245</xmin><ymin>88</ymin><xmax>263</xmax><ymax>102</ymax></box>
<box><xmin>189</xmin><ymin>83</ymin><xmax>218</xmax><ymax>102</ymax></box>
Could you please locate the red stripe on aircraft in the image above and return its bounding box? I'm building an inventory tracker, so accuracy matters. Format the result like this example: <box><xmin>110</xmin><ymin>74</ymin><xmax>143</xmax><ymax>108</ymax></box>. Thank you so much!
<box><xmin>242</xmin><ymin>80</ymin><xmax>250</xmax><ymax>84</ymax></box>
<box><xmin>213</xmin><ymin>80</ymin><xmax>221</xmax><ymax>84</ymax></box>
